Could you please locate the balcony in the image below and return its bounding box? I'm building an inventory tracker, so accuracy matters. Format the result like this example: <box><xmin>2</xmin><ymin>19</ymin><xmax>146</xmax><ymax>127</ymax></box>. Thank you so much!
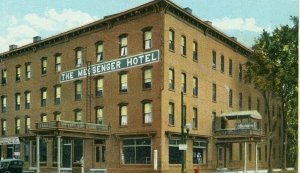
<box><xmin>214</xmin><ymin>110</ymin><xmax>264</xmax><ymax>141</ymax></box>
<box><xmin>215</xmin><ymin>128</ymin><xmax>263</xmax><ymax>137</ymax></box>
<box><xmin>35</xmin><ymin>120</ymin><xmax>110</xmax><ymax>133</ymax></box>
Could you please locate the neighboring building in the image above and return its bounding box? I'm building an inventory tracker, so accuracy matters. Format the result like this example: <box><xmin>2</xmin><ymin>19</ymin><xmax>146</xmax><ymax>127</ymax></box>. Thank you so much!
<box><xmin>0</xmin><ymin>0</ymin><xmax>282</xmax><ymax>173</ymax></box>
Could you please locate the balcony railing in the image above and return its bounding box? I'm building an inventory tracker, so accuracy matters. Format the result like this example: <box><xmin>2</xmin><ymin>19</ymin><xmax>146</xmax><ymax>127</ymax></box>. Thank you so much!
<box><xmin>35</xmin><ymin>120</ymin><xmax>110</xmax><ymax>132</ymax></box>
<box><xmin>215</xmin><ymin>128</ymin><xmax>263</xmax><ymax>136</ymax></box>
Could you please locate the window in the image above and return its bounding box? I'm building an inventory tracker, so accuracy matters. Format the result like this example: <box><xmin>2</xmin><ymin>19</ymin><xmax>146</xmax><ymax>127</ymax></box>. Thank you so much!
<box><xmin>257</xmin><ymin>98</ymin><xmax>260</xmax><ymax>111</ymax></box>
<box><xmin>212</xmin><ymin>83</ymin><xmax>217</xmax><ymax>102</ymax></box>
<box><xmin>183</xmin><ymin>105</ymin><xmax>186</xmax><ymax>126</ymax></box>
<box><xmin>25</xmin><ymin>91</ymin><xmax>31</xmax><ymax>109</ymax></box>
<box><xmin>221</xmin><ymin>55</ymin><xmax>224</xmax><ymax>73</ymax></box>
<box><xmin>120</xmin><ymin>35</ymin><xmax>128</xmax><ymax>56</ymax></box>
<box><xmin>96</xmin><ymin>42</ymin><xmax>104</xmax><ymax>62</ymax></box>
<box><xmin>55</xmin><ymin>54</ymin><xmax>61</xmax><ymax>72</ymax></box>
<box><xmin>15</xmin><ymin>93</ymin><xmax>21</xmax><ymax>110</ymax></box>
<box><xmin>181</xmin><ymin>35</ymin><xmax>186</xmax><ymax>56</ymax></box>
<box><xmin>212</xmin><ymin>51</ymin><xmax>216</xmax><ymax>69</ymax></box>
<box><xmin>229</xmin><ymin>59</ymin><xmax>233</xmax><ymax>76</ymax></box>
<box><xmin>258</xmin><ymin>146</ymin><xmax>262</xmax><ymax>161</ymax></box>
<box><xmin>143</xmin><ymin>102</ymin><xmax>152</xmax><ymax>124</ymax></box>
<box><xmin>54</xmin><ymin>112</ymin><xmax>61</xmax><ymax>121</ymax></box>
<box><xmin>169</xmin><ymin>69</ymin><xmax>174</xmax><ymax>90</ymax></box>
<box><xmin>169</xmin><ymin>29</ymin><xmax>175</xmax><ymax>50</ymax></box>
<box><xmin>25</xmin><ymin>117</ymin><xmax>31</xmax><ymax>133</ymax></box>
<box><xmin>96</xmin><ymin>107</ymin><xmax>103</xmax><ymax>124</ymax></box>
<box><xmin>25</xmin><ymin>141</ymin><xmax>30</xmax><ymax>161</ymax></box>
<box><xmin>96</xmin><ymin>78</ymin><xmax>103</xmax><ymax>96</ymax></box>
<box><xmin>74</xmin><ymin>109</ymin><xmax>82</xmax><ymax>122</ymax></box>
<box><xmin>265</xmin><ymin>145</ymin><xmax>268</xmax><ymax>161</ymax></box>
<box><xmin>1</xmin><ymin>96</ymin><xmax>7</xmax><ymax>113</ymax></box>
<box><xmin>239</xmin><ymin>143</ymin><xmax>243</xmax><ymax>161</ymax></box>
<box><xmin>120</xmin><ymin>73</ymin><xmax>128</xmax><ymax>92</ymax></box>
<box><xmin>249</xmin><ymin>143</ymin><xmax>252</xmax><ymax>160</ymax></box>
<box><xmin>229</xmin><ymin>143</ymin><xmax>233</xmax><ymax>161</ymax></box>
<box><xmin>123</xmin><ymin>138</ymin><xmax>151</xmax><ymax>164</ymax></box>
<box><xmin>212</xmin><ymin>112</ymin><xmax>216</xmax><ymax>132</ymax></box>
<box><xmin>41</xmin><ymin>88</ymin><xmax>47</xmax><ymax>107</ymax></box>
<box><xmin>193</xmin><ymin>107</ymin><xmax>198</xmax><ymax>129</ymax></box>
<box><xmin>239</xmin><ymin>63</ymin><xmax>243</xmax><ymax>81</ymax></box>
<box><xmin>169</xmin><ymin>139</ymin><xmax>182</xmax><ymax>164</ymax></box>
<box><xmin>25</xmin><ymin>63</ymin><xmax>31</xmax><ymax>79</ymax></box>
<box><xmin>16</xmin><ymin>65</ymin><xmax>21</xmax><ymax>81</ymax></box>
<box><xmin>239</xmin><ymin>92</ymin><xmax>243</xmax><ymax>110</ymax></box>
<box><xmin>169</xmin><ymin>102</ymin><xmax>174</xmax><ymax>126</ymax></box>
<box><xmin>193</xmin><ymin>41</ymin><xmax>198</xmax><ymax>61</ymax></box>
<box><xmin>1</xmin><ymin>69</ymin><xmax>7</xmax><ymax>85</ymax></box>
<box><xmin>193</xmin><ymin>140</ymin><xmax>207</xmax><ymax>164</ymax></box>
<box><xmin>193</xmin><ymin>77</ymin><xmax>198</xmax><ymax>96</ymax></box>
<box><xmin>143</xmin><ymin>29</ymin><xmax>152</xmax><ymax>50</ymax></box>
<box><xmin>75</xmin><ymin>80</ymin><xmax>82</xmax><ymax>100</ymax></box>
<box><xmin>229</xmin><ymin>89</ymin><xmax>233</xmax><ymax>107</ymax></box>
<box><xmin>54</xmin><ymin>85</ymin><xmax>61</xmax><ymax>104</ymax></box>
<box><xmin>40</xmin><ymin>140</ymin><xmax>47</xmax><ymax>162</ymax></box>
<box><xmin>1</xmin><ymin>120</ymin><xmax>6</xmax><ymax>136</ymax></box>
<box><xmin>41</xmin><ymin>114</ymin><xmax>47</xmax><ymax>122</ymax></box>
<box><xmin>41</xmin><ymin>57</ymin><xmax>47</xmax><ymax>75</ymax></box>
<box><xmin>74</xmin><ymin>139</ymin><xmax>83</xmax><ymax>162</ymax></box>
<box><xmin>75</xmin><ymin>48</ymin><xmax>83</xmax><ymax>67</ymax></box>
<box><xmin>143</xmin><ymin>68</ymin><xmax>152</xmax><ymax>89</ymax></box>
<box><xmin>120</xmin><ymin>105</ymin><xmax>128</xmax><ymax>126</ymax></box>
<box><xmin>248</xmin><ymin>96</ymin><xmax>252</xmax><ymax>110</ymax></box>
<box><xmin>15</xmin><ymin>118</ymin><xmax>20</xmax><ymax>135</ymax></box>
<box><xmin>181</xmin><ymin>73</ymin><xmax>186</xmax><ymax>93</ymax></box>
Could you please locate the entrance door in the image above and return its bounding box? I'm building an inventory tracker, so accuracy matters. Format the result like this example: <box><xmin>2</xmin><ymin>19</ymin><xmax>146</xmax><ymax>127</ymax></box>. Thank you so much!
<box><xmin>94</xmin><ymin>139</ymin><xmax>106</xmax><ymax>167</ymax></box>
<box><xmin>62</xmin><ymin>140</ymin><xmax>72</xmax><ymax>168</ymax></box>
<box><xmin>217</xmin><ymin>146</ymin><xmax>226</xmax><ymax>168</ymax></box>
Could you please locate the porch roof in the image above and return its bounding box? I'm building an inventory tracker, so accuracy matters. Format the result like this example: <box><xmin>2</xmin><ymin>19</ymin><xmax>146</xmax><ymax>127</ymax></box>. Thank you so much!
<box><xmin>219</xmin><ymin>110</ymin><xmax>262</xmax><ymax>120</ymax></box>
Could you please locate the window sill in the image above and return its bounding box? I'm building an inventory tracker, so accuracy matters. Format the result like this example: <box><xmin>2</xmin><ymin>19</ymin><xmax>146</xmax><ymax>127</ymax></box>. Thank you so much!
<box><xmin>169</xmin><ymin>49</ymin><xmax>175</xmax><ymax>53</ymax></box>
<box><xmin>193</xmin><ymin>95</ymin><xmax>198</xmax><ymax>98</ymax></box>
<box><xmin>25</xmin><ymin>78</ymin><xmax>31</xmax><ymax>81</ymax></box>
<box><xmin>120</xmin><ymin>91</ymin><xmax>128</xmax><ymax>94</ymax></box>
<box><xmin>96</xmin><ymin>95</ymin><xmax>103</xmax><ymax>98</ymax></box>
<box><xmin>143</xmin><ymin>123</ymin><xmax>152</xmax><ymax>127</ymax></box>
<box><xmin>41</xmin><ymin>74</ymin><xmax>47</xmax><ymax>77</ymax></box>
<box><xmin>181</xmin><ymin>54</ymin><xmax>186</xmax><ymax>58</ymax></box>
<box><xmin>143</xmin><ymin>48</ymin><xmax>152</xmax><ymax>52</ymax></box>
<box><xmin>168</xmin><ymin>88</ymin><xmax>175</xmax><ymax>92</ymax></box>
<box><xmin>143</xmin><ymin>87</ymin><xmax>152</xmax><ymax>91</ymax></box>
<box><xmin>168</xmin><ymin>124</ymin><xmax>175</xmax><ymax>127</ymax></box>
<box><xmin>193</xmin><ymin>59</ymin><xmax>198</xmax><ymax>63</ymax></box>
<box><xmin>119</xmin><ymin>125</ymin><xmax>128</xmax><ymax>128</ymax></box>
<box><xmin>212</xmin><ymin>100</ymin><xmax>217</xmax><ymax>103</ymax></box>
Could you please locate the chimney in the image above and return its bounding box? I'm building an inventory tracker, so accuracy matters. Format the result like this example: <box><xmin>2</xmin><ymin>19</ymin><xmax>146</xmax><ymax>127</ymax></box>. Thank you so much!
<box><xmin>231</xmin><ymin>37</ymin><xmax>237</xmax><ymax>41</ymax></box>
<box><xmin>205</xmin><ymin>21</ymin><xmax>212</xmax><ymax>25</ymax></box>
<box><xmin>9</xmin><ymin>45</ymin><xmax>18</xmax><ymax>51</ymax></box>
<box><xmin>184</xmin><ymin>7</ymin><xmax>192</xmax><ymax>14</ymax></box>
<box><xmin>33</xmin><ymin>36</ymin><xmax>41</xmax><ymax>43</ymax></box>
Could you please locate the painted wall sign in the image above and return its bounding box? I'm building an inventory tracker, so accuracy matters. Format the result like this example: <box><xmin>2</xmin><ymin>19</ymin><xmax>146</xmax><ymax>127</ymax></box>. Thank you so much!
<box><xmin>60</xmin><ymin>50</ymin><xmax>160</xmax><ymax>83</ymax></box>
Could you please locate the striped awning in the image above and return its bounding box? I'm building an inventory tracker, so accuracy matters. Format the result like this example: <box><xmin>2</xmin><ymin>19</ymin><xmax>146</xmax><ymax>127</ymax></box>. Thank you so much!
<box><xmin>219</xmin><ymin>110</ymin><xmax>262</xmax><ymax>120</ymax></box>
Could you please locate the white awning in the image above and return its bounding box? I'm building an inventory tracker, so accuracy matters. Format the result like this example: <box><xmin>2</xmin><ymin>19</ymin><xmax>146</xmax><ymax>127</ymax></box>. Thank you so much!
<box><xmin>219</xmin><ymin>110</ymin><xmax>262</xmax><ymax>120</ymax></box>
<box><xmin>0</xmin><ymin>137</ymin><xmax>20</xmax><ymax>145</ymax></box>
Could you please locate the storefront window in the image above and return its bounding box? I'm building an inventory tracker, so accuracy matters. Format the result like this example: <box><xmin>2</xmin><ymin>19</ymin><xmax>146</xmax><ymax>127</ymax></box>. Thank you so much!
<box><xmin>74</xmin><ymin>139</ymin><xmax>83</xmax><ymax>162</ymax></box>
<box><xmin>193</xmin><ymin>140</ymin><xmax>207</xmax><ymax>164</ymax></box>
<box><xmin>123</xmin><ymin>138</ymin><xmax>151</xmax><ymax>164</ymax></box>
<box><xmin>169</xmin><ymin>139</ymin><xmax>182</xmax><ymax>164</ymax></box>
<box><xmin>40</xmin><ymin>140</ymin><xmax>47</xmax><ymax>162</ymax></box>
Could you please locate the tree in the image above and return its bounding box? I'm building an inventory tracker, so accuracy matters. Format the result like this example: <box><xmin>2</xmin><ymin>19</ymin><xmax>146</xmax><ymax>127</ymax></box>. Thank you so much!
<box><xmin>245</xmin><ymin>16</ymin><xmax>298</xmax><ymax>171</ymax></box>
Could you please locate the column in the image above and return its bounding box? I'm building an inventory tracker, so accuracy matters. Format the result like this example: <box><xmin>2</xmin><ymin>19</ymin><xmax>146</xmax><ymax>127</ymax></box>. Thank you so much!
<box><xmin>255</xmin><ymin>143</ymin><xmax>258</xmax><ymax>173</ymax></box>
<box><xmin>57</xmin><ymin>136</ymin><xmax>61</xmax><ymax>173</ymax></box>
<box><xmin>36</xmin><ymin>136</ymin><xmax>40</xmax><ymax>173</ymax></box>
<box><xmin>244</xmin><ymin>142</ymin><xmax>247</xmax><ymax>173</ymax></box>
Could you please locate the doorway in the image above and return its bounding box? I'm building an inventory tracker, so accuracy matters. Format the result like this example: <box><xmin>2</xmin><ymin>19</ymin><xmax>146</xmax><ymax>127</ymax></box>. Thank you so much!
<box><xmin>62</xmin><ymin>139</ymin><xmax>72</xmax><ymax>168</ymax></box>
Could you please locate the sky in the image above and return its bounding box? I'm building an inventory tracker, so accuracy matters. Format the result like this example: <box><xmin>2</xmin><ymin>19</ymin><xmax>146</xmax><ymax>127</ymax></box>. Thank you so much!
<box><xmin>0</xmin><ymin>0</ymin><xmax>298</xmax><ymax>53</ymax></box>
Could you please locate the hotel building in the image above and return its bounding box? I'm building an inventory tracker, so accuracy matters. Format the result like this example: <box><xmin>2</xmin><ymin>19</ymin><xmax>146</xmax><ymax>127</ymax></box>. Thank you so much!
<box><xmin>0</xmin><ymin>0</ymin><xmax>282</xmax><ymax>172</ymax></box>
